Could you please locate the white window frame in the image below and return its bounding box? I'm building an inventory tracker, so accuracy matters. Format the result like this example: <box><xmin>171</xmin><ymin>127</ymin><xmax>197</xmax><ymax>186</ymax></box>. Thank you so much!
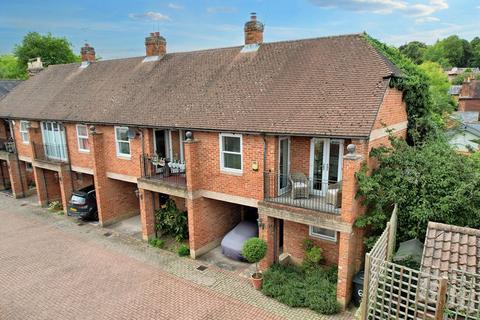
<box><xmin>309</xmin><ymin>226</ymin><xmax>337</xmax><ymax>242</ymax></box>
<box><xmin>76</xmin><ymin>124</ymin><xmax>90</xmax><ymax>152</ymax></box>
<box><xmin>20</xmin><ymin>120</ymin><xmax>29</xmax><ymax>144</ymax></box>
<box><xmin>114</xmin><ymin>126</ymin><xmax>131</xmax><ymax>158</ymax></box>
<box><xmin>219</xmin><ymin>133</ymin><xmax>243</xmax><ymax>173</ymax></box>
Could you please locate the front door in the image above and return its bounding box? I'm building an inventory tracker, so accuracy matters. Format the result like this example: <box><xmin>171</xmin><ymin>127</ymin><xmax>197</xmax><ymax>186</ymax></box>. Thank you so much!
<box><xmin>278</xmin><ymin>137</ymin><xmax>290</xmax><ymax>195</ymax></box>
<box><xmin>309</xmin><ymin>138</ymin><xmax>343</xmax><ymax>195</ymax></box>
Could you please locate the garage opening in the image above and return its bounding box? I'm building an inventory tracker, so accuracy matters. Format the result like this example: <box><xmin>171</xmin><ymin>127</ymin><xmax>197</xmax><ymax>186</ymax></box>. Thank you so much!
<box><xmin>195</xmin><ymin>199</ymin><xmax>258</xmax><ymax>275</ymax></box>
<box><xmin>0</xmin><ymin>160</ymin><xmax>11</xmax><ymax>194</ymax></box>
<box><xmin>67</xmin><ymin>172</ymin><xmax>97</xmax><ymax>221</ymax></box>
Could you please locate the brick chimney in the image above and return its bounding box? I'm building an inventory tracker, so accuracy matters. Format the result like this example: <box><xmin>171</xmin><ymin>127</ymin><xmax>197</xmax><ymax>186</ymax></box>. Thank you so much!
<box><xmin>244</xmin><ymin>13</ymin><xmax>264</xmax><ymax>45</ymax></box>
<box><xmin>145</xmin><ymin>32</ymin><xmax>166</xmax><ymax>56</ymax></box>
<box><xmin>81</xmin><ymin>43</ymin><xmax>96</xmax><ymax>62</ymax></box>
<box><xmin>27</xmin><ymin>57</ymin><xmax>43</xmax><ymax>77</ymax></box>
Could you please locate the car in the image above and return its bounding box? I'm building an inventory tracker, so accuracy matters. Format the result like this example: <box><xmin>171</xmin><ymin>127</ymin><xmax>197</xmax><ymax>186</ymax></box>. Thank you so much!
<box><xmin>67</xmin><ymin>185</ymin><xmax>98</xmax><ymax>221</ymax></box>
<box><xmin>221</xmin><ymin>220</ymin><xmax>258</xmax><ymax>261</ymax></box>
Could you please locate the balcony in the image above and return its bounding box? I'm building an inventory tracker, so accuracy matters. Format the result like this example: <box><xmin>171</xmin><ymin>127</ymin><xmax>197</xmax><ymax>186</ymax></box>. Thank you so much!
<box><xmin>32</xmin><ymin>142</ymin><xmax>68</xmax><ymax>163</ymax></box>
<box><xmin>140</xmin><ymin>154</ymin><xmax>186</xmax><ymax>188</ymax></box>
<box><xmin>264</xmin><ymin>172</ymin><xmax>341</xmax><ymax>215</ymax></box>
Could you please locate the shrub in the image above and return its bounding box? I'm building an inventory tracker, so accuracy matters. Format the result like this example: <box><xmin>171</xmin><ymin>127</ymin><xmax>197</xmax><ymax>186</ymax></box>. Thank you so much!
<box><xmin>155</xmin><ymin>199</ymin><xmax>188</xmax><ymax>241</ymax></box>
<box><xmin>177</xmin><ymin>244</ymin><xmax>190</xmax><ymax>257</ymax></box>
<box><xmin>305</xmin><ymin>278</ymin><xmax>340</xmax><ymax>314</ymax></box>
<box><xmin>48</xmin><ymin>200</ymin><xmax>62</xmax><ymax>212</ymax></box>
<box><xmin>242</xmin><ymin>237</ymin><xmax>267</xmax><ymax>276</ymax></box>
<box><xmin>302</xmin><ymin>246</ymin><xmax>323</xmax><ymax>270</ymax></box>
<box><xmin>148</xmin><ymin>238</ymin><xmax>165</xmax><ymax>249</ymax></box>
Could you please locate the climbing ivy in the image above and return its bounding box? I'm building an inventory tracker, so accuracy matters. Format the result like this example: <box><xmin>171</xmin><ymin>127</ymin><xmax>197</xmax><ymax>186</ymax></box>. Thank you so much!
<box><xmin>363</xmin><ymin>34</ymin><xmax>439</xmax><ymax>142</ymax></box>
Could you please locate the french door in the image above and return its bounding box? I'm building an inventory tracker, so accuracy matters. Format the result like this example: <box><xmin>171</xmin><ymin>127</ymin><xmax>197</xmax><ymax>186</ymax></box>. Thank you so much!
<box><xmin>309</xmin><ymin>138</ymin><xmax>343</xmax><ymax>195</ymax></box>
<box><xmin>278</xmin><ymin>137</ymin><xmax>290</xmax><ymax>195</ymax></box>
<box><xmin>41</xmin><ymin>122</ymin><xmax>67</xmax><ymax>161</ymax></box>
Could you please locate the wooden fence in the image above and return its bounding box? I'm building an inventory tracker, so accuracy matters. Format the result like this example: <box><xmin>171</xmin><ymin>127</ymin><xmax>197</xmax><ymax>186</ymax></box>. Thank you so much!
<box><xmin>359</xmin><ymin>206</ymin><xmax>480</xmax><ymax>320</ymax></box>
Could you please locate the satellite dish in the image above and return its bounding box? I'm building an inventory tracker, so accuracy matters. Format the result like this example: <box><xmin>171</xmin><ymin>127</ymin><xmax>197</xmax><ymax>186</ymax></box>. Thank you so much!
<box><xmin>127</xmin><ymin>128</ymin><xmax>137</xmax><ymax>139</ymax></box>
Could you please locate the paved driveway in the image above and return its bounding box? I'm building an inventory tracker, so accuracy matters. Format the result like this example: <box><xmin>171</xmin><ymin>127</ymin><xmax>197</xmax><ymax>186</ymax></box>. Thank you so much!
<box><xmin>0</xmin><ymin>195</ymin><xmax>353</xmax><ymax>320</ymax></box>
<box><xmin>0</xmin><ymin>197</ymin><xmax>279</xmax><ymax>320</ymax></box>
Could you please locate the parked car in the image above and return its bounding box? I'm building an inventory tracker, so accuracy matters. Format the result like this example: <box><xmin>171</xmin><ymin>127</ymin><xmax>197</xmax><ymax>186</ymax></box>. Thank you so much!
<box><xmin>221</xmin><ymin>220</ymin><xmax>258</xmax><ymax>261</ymax></box>
<box><xmin>67</xmin><ymin>185</ymin><xmax>98</xmax><ymax>221</ymax></box>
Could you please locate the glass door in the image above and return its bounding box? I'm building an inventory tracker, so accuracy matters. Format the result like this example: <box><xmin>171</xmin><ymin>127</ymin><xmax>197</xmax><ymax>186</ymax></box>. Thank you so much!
<box><xmin>41</xmin><ymin>122</ymin><xmax>67</xmax><ymax>161</ymax></box>
<box><xmin>309</xmin><ymin>138</ymin><xmax>343</xmax><ymax>195</ymax></box>
<box><xmin>278</xmin><ymin>137</ymin><xmax>290</xmax><ymax>195</ymax></box>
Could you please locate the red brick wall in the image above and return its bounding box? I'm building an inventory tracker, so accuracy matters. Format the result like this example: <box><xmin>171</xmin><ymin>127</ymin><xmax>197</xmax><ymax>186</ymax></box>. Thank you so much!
<box><xmin>187</xmin><ymin>197</ymin><xmax>242</xmax><ymax>251</ymax></box>
<box><xmin>189</xmin><ymin>131</ymin><xmax>266</xmax><ymax>200</ymax></box>
<box><xmin>65</xmin><ymin>123</ymin><xmax>93</xmax><ymax>169</ymax></box>
<box><xmin>372</xmin><ymin>88</ymin><xmax>408</xmax><ymax>130</ymax></box>
<box><xmin>458</xmin><ymin>99</ymin><xmax>480</xmax><ymax>112</ymax></box>
<box><xmin>72</xmin><ymin>172</ymin><xmax>94</xmax><ymax>191</ymax></box>
<box><xmin>43</xmin><ymin>169</ymin><xmax>62</xmax><ymax>203</ymax></box>
<box><xmin>290</xmin><ymin>136</ymin><xmax>310</xmax><ymax>176</ymax></box>
<box><xmin>283</xmin><ymin>220</ymin><xmax>339</xmax><ymax>266</ymax></box>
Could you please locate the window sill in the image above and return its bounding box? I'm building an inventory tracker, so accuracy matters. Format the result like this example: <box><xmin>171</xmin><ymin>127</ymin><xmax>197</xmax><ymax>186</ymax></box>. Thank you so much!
<box><xmin>117</xmin><ymin>154</ymin><xmax>131</xmax><ymax>160</ymax></box>
<box><xmin>78</xmin><ymin>149</ymin><xmax>90</xmax><ymax>154</ymax></box>
<box><xmin>220</xmin><ymin>169</ymin><xmax>243</xmax><ymax>176</ymax></box>
<box><xmin>309</xmin><ymin>234</ymin><xmax>337</xmax><ymax>243</ymax></box>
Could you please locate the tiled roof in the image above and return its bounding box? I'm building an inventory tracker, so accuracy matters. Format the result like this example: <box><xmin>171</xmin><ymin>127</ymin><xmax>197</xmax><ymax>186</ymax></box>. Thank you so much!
<box><xmin>0</xmin><ymin>34</ymin><xmax>400</xmax><ymax>137</ymax></box>
<box><xmin>448</xmin><ymin>85</ymin><xmax>462</xmax><ymax>95</ymax></box>
<box><xmin>421</xmin><ymin>222</ymin><xmax>480</xmax><ymax>278</ymax></box>
<box><xmin>0</xmin><ymin>80</ymin><xmax>22</xmax><ymax>99</ymax></box>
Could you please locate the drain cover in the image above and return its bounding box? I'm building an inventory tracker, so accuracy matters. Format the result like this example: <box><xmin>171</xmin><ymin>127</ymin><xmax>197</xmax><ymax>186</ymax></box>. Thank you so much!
<box><xmin>103</xmin><ymin>232</ymin><xmax>112</xmax><ymax>237</ymax></box>
<box><xmin>20</xmin><ymin>203</ymin><xmax>27</xmax><ymax>207</ymax></box>
<box><xmin>196</xmin><ymin>265</ymin><xmax>208</xmax><ymax>271</ymax></box>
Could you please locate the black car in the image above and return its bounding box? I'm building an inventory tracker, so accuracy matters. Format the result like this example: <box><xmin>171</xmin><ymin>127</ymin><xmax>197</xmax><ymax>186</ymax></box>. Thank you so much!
<box><xmin>67</xmin><ymin>185</ymin><xmax>98</xmax><ymax>221</ymax></box>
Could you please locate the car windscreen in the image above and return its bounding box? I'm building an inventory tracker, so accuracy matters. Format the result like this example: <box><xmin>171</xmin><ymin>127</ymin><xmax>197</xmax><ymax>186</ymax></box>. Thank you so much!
<box><xmin>71</xmin><ymin>194</ymin><xmax>86</xmax><ymax>205</ymax></box>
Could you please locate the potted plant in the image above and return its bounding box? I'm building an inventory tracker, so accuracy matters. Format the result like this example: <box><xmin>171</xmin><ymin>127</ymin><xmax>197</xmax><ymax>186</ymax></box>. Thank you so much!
<box><xmin>242</xmin><ymin>237</ymin><xmax>267</xmax><ymax>290</ymax></box>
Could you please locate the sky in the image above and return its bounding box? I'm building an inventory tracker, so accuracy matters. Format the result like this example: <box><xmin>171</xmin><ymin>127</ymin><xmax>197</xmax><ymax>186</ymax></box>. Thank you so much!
<box><xmin>0</xmin><ymin>0</ymin><xmax>479</xmax><ymax>60</ymax></box>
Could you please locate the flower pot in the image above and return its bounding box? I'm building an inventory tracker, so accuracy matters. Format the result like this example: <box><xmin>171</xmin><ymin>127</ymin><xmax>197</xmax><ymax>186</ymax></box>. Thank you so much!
<box><xmin>251</xmin><ymin>272</ymin><xmax>263</xmax><ymax>290</ymax></box>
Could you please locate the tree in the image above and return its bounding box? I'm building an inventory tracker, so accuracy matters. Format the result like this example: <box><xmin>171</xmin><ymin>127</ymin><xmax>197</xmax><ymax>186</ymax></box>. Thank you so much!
<box><xmin>0</xmin><ymin>55</ymin><xmax>27</xmax><ymax>79</ymax></box>
<box><xmin>14</xmin><ymin>32</ymin><xmax>79</xmax><ymax>72</ymax></box>
<box><xmin>469</xmin><ymin>37</ymin><xmax>480</xmax><ymax>68</ymax></box>
<box><xmin>418</xmin><ymin>61</ymin><xmax>456</xmax><ymax>123</ymax></box>
<box><xmin>423</xmin><ymin>40</ymin><xmax>450</xmax><ymax>68</ymax></box>
<box><xmin>398</xmin><ymin>41</ymin><xmax>427</xmax><ymax>64</ymax></box>
<box><xmin>356</xmin><ymin>135</ymin><xmax>480</xmax><ymax>248</ymax></box>
<box><xmin>242</xmin><ymin>237</ymin><xmax>267</xmax><ymax>277</ymax></box>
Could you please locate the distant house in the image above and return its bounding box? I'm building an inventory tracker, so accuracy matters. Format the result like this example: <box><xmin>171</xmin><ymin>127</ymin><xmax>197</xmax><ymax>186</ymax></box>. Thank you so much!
<box><xmin>0</xmin><ymin>80</ymin><xmax>22</xmax><ymax>100</ymax></box>
<box><xmin>448</xmin><ymin>85</ymin><xmax>462</xmax><ymax>103</ymax></box>
<box><xmin>447</xmin><ymin>111</ymin><xmax>480</xmax><ymax>153</ymax></box>
<box><xmin>458</xmin><ymin>79</ymin><xmax>480</xmax><ymax>112</ymax></box>
<box><xmin>446</xmin><ymin>67</ymin><xmax>480</xmax><ymax>82</ymax></box>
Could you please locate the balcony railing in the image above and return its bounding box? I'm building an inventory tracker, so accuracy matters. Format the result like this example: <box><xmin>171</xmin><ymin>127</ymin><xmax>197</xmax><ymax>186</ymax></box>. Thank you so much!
<box><xmin>264</xmin><ymin>172</ymin><xmax>341</xmax><ymax>214</ymax></box>
<box><xmin>32</xmin><ymin>142</ymin><xmax>68</xmax><ymax>163</ymax></box>
<box><xmin>0</xmin><ymin>138</ymin><xmax>15</xmax><ymax>153</ymax></box>
<box><xmin>141</xmin><ymin>154</ymin><xmax>186</xmax><ymax>187</ymax></box>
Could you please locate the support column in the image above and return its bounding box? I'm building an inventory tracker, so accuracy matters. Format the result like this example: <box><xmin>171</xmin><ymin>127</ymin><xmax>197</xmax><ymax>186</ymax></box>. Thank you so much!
<box><xmin>32</xmin><ymin>166</ymin><xmax>48</xmax><ymax>206</ymax></box>
<box><xmin>184</xmin><ymin>137</ymin><xmax>201</xmax><ymax>258</ymax></box>
<box><xmin>90</xmin><ymin>129</ymin><xmax>110</xmax><ymax>226</ymax></box>
<box><xmin>337</xmin><ymin>141</ymin><xmax>367</xmax><ymax>309</ymax></box>
<box><xmin>58</xmin><ymin>165</ymin><xmax>73</xmax><ymax>214</ymax></box>
<box><xmin>139</xmin><ymin>188</ymin><xmax>155</xmax><ymax>240</ymax></box>
<box><xmin>259</xmin><ymin>214</ymin><xmax>276</xmax><ymax>270</ymax></box>
<box><xmin>7</xmin><ymin>154</ymin><xmax>27</xmax><ymax>198</ymax></box>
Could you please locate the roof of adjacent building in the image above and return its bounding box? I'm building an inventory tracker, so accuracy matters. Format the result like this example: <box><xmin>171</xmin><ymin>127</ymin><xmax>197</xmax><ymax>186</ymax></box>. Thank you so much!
<box><xmin>421</xmin><ymin>222</ymin><xmax>480</xmax><ymax>277</ymax></box>
<box><xmin>448</xmin><ymin>85</ymin><xmax>462</xmax><ymax>95</ymax></box>
<box><xmin>0</xmin><ymin>80</ymin><xmax>22</xmax><ymax>99</ymax></box>
<box><xmin>0</xmin><ymin>34</ymin><xmax>401</xmax><ymax>138</ymax></box>
<box><xmin>447</xmin><ymin>67</ymin><xmax>480</xmax><ymax>75</ymax></box>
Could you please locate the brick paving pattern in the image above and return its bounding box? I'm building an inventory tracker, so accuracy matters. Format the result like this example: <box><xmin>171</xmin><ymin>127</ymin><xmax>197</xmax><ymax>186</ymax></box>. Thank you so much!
<box><xmin>0</xmin><ymin>195</ymin><xmax>354</xmax><ymax>320</ymax></box>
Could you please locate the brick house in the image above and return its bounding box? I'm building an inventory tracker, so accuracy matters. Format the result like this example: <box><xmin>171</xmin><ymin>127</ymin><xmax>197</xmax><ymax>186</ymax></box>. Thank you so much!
<box><xmin>458</xmin><ymin>79</ymin><xmax>480</xmax><ymax>112</ymax></box>
<box><xmin>0</xmin><ymin>14</ymin><xmax>408</xmax><ymax>307</ymax></box>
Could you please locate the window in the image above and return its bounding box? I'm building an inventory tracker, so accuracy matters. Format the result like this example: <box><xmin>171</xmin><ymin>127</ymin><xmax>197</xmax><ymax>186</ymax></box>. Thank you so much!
<box><xmin>115</xmin><ymin>126</ymin><xmax>131</xmax><ymax>158</ymax></box>
<box><xmin>20</xmin><ymin>121</ymin><xmax>29</xmax><ymax>144</ymax></box>
<box><xmin>309</xmin><ymin>226</ymin><xmax>337</xmax><ymax>242</ymax></box>
<box><xmin>76</xmin><ymin>124</ymin><xmax>89</xmax><ymax>152</ymax></box>
<box><xmin>41</xmin><ymin>121</ymin><xmax>67</xmax><ymax>161</ymax></box>
<box><xmin>219</xmin><ymin>133</ymin><xmax>242</xmax><ymax>172</ymax></box>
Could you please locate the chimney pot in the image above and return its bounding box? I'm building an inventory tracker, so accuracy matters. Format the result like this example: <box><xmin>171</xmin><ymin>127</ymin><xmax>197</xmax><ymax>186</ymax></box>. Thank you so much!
<box><xmin>145</xmin><ymin>32</ymin><xmax>166</xmax><ymax>57</ymax></box>
<box><xmin>81</xmin><ymin>43</ymin><xmax>96</xmax><ymax>62</ymax></box>
<box><xmin>244</xmin><ymin>12</ymin><xmax>264</xmax><ymax>45</ymax></box>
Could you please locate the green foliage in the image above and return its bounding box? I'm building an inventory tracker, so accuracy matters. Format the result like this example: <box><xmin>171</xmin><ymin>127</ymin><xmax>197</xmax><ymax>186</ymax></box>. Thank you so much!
<box><xmin>14</xmin><ymin>32</ymin><xmax>79</xmax><ymax>72</ymax></box>
<box><xmin>356</xmin><ymin>134</ymin><xmax>480</xmax><ymax>247</ymax></box>
<box><xmin>0</xmin><ymin>54</ymin><xmax>27</xmax><ymax>79</ymax></box>
<box><xmin>177</xmin><ymin>244</ymin><xmax>190</xmax><ymax>257</ymax></box>
<box><xmin>395</xmin><ymin>256</ymin><xmax>421</xmax><ymax>270</ymax></box>
<box><xmin>364</xmin><ymin>34</ymin><xmax>437</xmax><ymax>141</ymax></box>
<box><xmin>148</xmin><ymin>238</ymin><xmax>165</xmax><ymax>249</ymax></box>
<box><xmin>48</xmin><ymin>200</ymin><xmax>62</xmax><ymax>212</ymax></box>
<box><xmin>302</xmin><ymin>243</ymin><xmax>323</xmax><ymax>271</ymax></box>
<box><xmin>242</xmin><ymin>237</ymin><xmax>267</xmax><ymax>263</ymax></box>
<box><xmin>154</xmin><ymin>199</ymin><xmax>188</xmax><ymax>242</ymax></box>
<box><xmin>262</xmin><ymin>264</ymin><xmax>340</xmax><ymax>315</ymax></box>
<box><xmin>398</xmin><ymin>41</ymin><xmax>427</xmax><ymax>64</ymax></box>
<box><xmin>418</xmin><ymin>61</ymin><xmax>456</xmax><ymax>123</ymax></box>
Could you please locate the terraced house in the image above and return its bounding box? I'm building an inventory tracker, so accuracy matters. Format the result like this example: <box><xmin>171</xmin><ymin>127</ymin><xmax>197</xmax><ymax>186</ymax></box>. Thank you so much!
<box><xmin>0</xmin><ymin>14</ymin><xmax>408</xmax><ymax>307</ymax></box>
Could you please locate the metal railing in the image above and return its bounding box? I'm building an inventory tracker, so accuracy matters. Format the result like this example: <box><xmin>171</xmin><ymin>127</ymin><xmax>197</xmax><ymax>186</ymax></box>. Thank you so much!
<box><xmin>141</xmin><ymin>154</ymin><xmax>186</xmax><ymax>187</ymax></box>
<box><xmin>32</xmin><ymin>142</ymin><xmax>68</xmax><ymax>162</ymax></box>
<box><xmin>263</xmin><ymin>172</ymin><xmax>341</xmax><ymax>214</ymax></box>
<box><xmin>0</xmin><ymin>138</ymin><xmax>15</xmax><ymax>153</ymax></box>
